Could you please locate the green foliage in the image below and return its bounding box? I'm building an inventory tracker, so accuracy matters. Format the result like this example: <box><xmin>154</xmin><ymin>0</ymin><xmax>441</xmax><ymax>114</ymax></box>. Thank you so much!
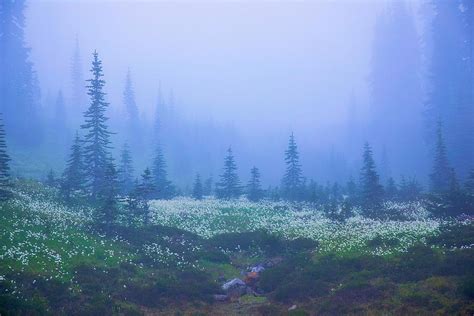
<box><xmin>359</xmin><ymin>142</ymin><xmax>384</xmax><ymax>218</ymax></box>
<box><xmin>151</xmin><ymin>145</ymin><xmax>175</xmax><ymax>199</ymax></box>
<box><xmin>192</xmin><ymin>173</ymin><xmax>203</xmax><ymax>200</ymax></box>
<box><xmin>282</xmin><ymin>133</ymin><xmax>304</xmax><ymax>201</ymax></box>
<box><xmin>247</xmin><ymin>166</ymin><xmax>263</xmax><ymax>202</ymax></box>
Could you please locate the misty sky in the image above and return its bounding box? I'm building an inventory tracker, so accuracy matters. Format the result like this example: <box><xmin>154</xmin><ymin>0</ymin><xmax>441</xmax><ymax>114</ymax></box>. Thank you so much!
<box><xmin>23</xmin><ymin>0</ymin><xmax>425</xmax><ymax>184</ymax></box>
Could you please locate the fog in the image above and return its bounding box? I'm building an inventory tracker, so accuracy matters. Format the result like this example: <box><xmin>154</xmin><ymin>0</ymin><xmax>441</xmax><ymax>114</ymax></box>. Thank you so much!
<box><xmin>3</xmin><ymin>0</ymin><xmax>471</xmax><ymax>191</ymax></box>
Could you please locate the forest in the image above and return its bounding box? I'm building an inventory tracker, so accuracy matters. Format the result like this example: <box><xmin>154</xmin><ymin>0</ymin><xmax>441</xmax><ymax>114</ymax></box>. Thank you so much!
<box><xmin>0</xmin><ymin>0</ymin><xmax>473</xmax><ymax>315</ymax></box>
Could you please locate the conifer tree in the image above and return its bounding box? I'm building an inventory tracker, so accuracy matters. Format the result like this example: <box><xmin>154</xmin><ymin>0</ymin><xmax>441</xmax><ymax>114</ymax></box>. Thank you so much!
<box><xmin>46</xmin><ymin>169</ymin><xmax>56</xmax><ymax>187</ymax></box>
<box><xmin>203</xmin><ymin>175</ymin><xmax>213</xmax><ymax>196</ymax></box>
<box><xmin>61</xmin><ymin>132</ymin><xmax>85</xmax><ymax>200</ymax></box>
<box><xmin>134</xmin><ymin>168</ymin><xmax>155</xmax><ymax>225</ymax></box>
<box><xmin>216</xmin><ymin>147</ymin><xmax>241</xmax><ymax>199</ymax></box>
<box><xmin>0</xmin><ymin>116</ymin><xmax>11</xmax><ymax>200</ymax></box>
<box><xmin>247</xmin><ymin>166</ymin><xmax>263</xmax><ymax>202</ymax></box>
<box><xmin>96</xmin><ymin>161</ymin><xmax>119</xmax><ymax>230</ymax></box>
<box><xmin>345</xmin><ymin>176</ymin><xmax>358</xmax><ymax>204</ymax></box>
<box><xmin>117</xmin><ymin>143</ymin><xmax>134</xmax><ymax>195</ymax></box>
<box><xmin>429</xmin><ymin>122</ymin><xmax>452</xmax><ymax>194</ymax></box>
<box><xmin>282</xmin><ymin>133</ymin><xmax>303</xmax><ymax>201</ymax></box>
<box><xmin>385</xmin><ymin>177</ymin><xmax>398</xmax><ymax>200</ymax></box>
<box><xmin>151</xmin><ymin>145</ymin><xmax>175</xmax><ymax>199</ymax></box>
<box><xmin>465</xmin><ymin>169</ymin><xmax>474</xmax><ymax>195</ymax></box>
<box><xmin>81</xmin><ymin>51</ymin><xmax>113</xmax><ymax>199</ymax></box>
<box><xmin>359</xmin><ymin>142</ymin><xmax>384</xmax><ymax>217</ymax></box>
<box><xmin>192</xmin><ymin>173</ymin><xmax>203</xmax><ymax>200</ymax></box>
<box><xmin>123</xmin><ymin>69</ymin><xmax>140</xmax><ymax>143</ymax></box>
<box><xmin>70</xmin><ymin>36</ymin><xmax>86</xmax><ymax>123</ymax></box>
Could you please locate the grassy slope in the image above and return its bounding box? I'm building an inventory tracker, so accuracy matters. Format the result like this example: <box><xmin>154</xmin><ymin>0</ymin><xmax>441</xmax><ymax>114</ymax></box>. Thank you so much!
<box><xmin>0</xmin><ymin>180</ymin><xmax>473</xmax><ymax>315</ymax></box>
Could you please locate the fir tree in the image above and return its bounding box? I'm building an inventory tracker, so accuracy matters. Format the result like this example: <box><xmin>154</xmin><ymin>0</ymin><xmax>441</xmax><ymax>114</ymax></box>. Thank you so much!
<box><xmin>0</xmin><ymin>116</ymin><xmax>11</xmax><ymax>200</ymax></box>
<box><xmin>45</xmin><ymin>169</ymin><xmax>56</xmax><ymax>187</ymax></box>
<box><xmin>0</xmin><ymin>0</ymin><xmax>42</xmax><ymax>145</ymax></box>
<box><xmin>385</xmin><ymin>177</ymin><xmax>398</xmax><ymax>200</ymax></box>
<box><xmin>81</xmin><ymin>51</ymin><xmax>113</xmax><ymax>199</ymax></box>
<box><xmin>133</xmin><ymin>168</ymin><xmax>155</xmax><ymax>225</ymax></box>
<box><xmin>70</xmin><ymin>36</ymin><xmax>86</xmax><ymax>123</ymax></box>
<box><xmin>123</xmin><ymin>69</ymin><xmax>140</xmax><ymax>143</ymax></box>
<box><xmin>345</xmin><ymin>176</ymin><xmax>358</xmax><ymax>204</ymax></box>
<box><xmin>192</xmin><ymin>173</ymin><xmax>203</xmax><ymax>200</ymax></box>
<box><xmin>61</xmin><ymin>132</ymin><xmax>85</xmax><ymax>200</ymax></box>
<box><xmin>117</xmin><ymin>143</ymin><xmax>134</xmax><ymax>195</ymax></box>
<box><xmin>203</xmin><ymin>175</ymin><xmax>213</xmax><ymax>196</ymax></box>
<box><xmin>429</xmin><ymin>121</ymin><xmax>451</xmax><ymax>194</ymax></box>
<box><xmin>359</xmin><ymin>142</ymin><xmax>384</xmax><ymax>217</ymax></box>
<box><xmin>282</xmin><ymin>133</ymin><xmax>303</xmax><ymax>201</ymax></box>
<box><xmin>151</xmin><ymin>145</ymin><xmax>175</xmax><ymax>199</ymax></box>
<box><xmin>247</xmin><ymin>166</ymin><xmax>263</xmax><ymax>202</ymax></box>
<box><xmin>465</xmin><ymin>169</ymin><xmax>474</xmax><ymax>195</ymax></box>
<box><xmin>216</xmin><ymin>147</ymin><xmax>241</xmax><ymax>199</ymax></box>
<box><xmin>96</xmin><ymin>161</ymin><xmax>119</xmax><ymax>230</ymax></box>
<box><xmin>53</xmin><ymin>90</ymin><xmax>69</xmax><ymax>148</ymax></box>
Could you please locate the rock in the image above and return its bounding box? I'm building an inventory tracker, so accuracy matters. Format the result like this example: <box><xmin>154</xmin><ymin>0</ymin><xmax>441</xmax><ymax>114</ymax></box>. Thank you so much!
<box><xmin>213</xmin><ymin>294</ymin><xmax>229</xmax><ymax>302</ymax></box>
<box><xmin>250</xmin><ymin>264</ymin><xmax>265</xmax><ymax>273</ymax></box>
<box><xmin>222</xmin><ymin>278</ymin><xmax>246</xmax><ymax>291</ymax></box>
<box><xmin>288</xmin><ymin>304</ymin><xmax>297</xmax><ymax>311</ymax></box>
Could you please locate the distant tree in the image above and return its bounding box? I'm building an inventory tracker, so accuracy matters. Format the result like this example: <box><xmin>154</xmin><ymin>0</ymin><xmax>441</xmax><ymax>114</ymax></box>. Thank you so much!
<box><xmin>203</xmin><ymin>175</ymin><xmax>213</xmax><ymax>196</ymax></box>
<box><xmin>429</xmin><ymin>122</ymin><xmax>452</xmax><ymax>194</ymax></box>
<box><xmin>385</xmin><ymin>177</ymin><xmax>398</xmax><ymax>200</ymax></box>
<box><xmin>123</xmin><ymin>69</ymin><xmax>141</xmax><ymax>143</ymax></box>
<box><xmin>465</xmin><ymin>169</ymin><xmax>474</xmax><ymax>195</ymax></box>
<box><xmin>53</xmin><ymin>90</ymin><xmax>69</xmax><ymax>147</ymax></box>
<box><xmin>81</xmin><ymin>51</ymin><xmax>113</xmax><ymax>199</ymax></box>
<box><xmin>61</xmin><ymin>132</ymin><xmax>85</xmax><ymax>200</ymax></box>
<box><xmin>0</xmin><ymin>0</ymin><xmax>42</xmax><ymax>145</ymax></box>
<box><xmin>45</xmin><ymin>169</ymin><xmax>57</xmax><ymax>187</ymax></box>
<box><xmin>282</xmin><ymin>133</ymin><xmax>304</xmax><ymax>201</ymax></box>
<box><xmin>247</xmin><ymin>166</ymin><xmax>263</xmax><ymax>202</ymax></box>
<box><xmin>399</xmin><ymin>176</ymin><xmax>423</xmax><ymax>201</ymax></box>
<box><xmin>192</xmin><ymin>173</ymin><xmax>203</xmax><ymax>200</ymax></box>
<box><xmin>117</xmin><ymin>143</ymin><xmax>134</xmax><ymax>195</ymax></box>
<box><xmin>96</xmin><ymin>161</ymin><xmax>119</xmax><ymax>230</ymax></box>
<box><xmin>359</xmin><ymin>142</ymin><xmax>384</xmax><ymax>218</ymax></box>
<box><xmin>216</xmin><ymin>147</ymin><xmax>242</xmax><ymax>199</ymax></box>
<box><xmin>0</xmin><ymin>116</ymin><xmax>11</xmax><ymax>200</ymax></box>
<box><xmin>70</xmin><ymin>36</ymin><xmax>86</xmax><ymax>123</ymax></box>
<box><xmin>132</xmin><ymin>168</ymin><xmax>155</xmax><ymax>225</ymax></box>
<box><xmin>345</xmin><ymin>176</ymin><xmax>358</xmax><ymax>204</ymax></box>
<box><xmin>151</xmin><ymin>145</ymin><xmax>175</xmax><ymax>199</ymax></box>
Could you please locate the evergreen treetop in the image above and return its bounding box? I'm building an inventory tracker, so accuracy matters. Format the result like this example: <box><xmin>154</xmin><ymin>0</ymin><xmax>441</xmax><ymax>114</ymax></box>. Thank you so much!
<box><xmin>282</xmin><ymin>133</ymin><xmax>303</xmax><ymax>201</ymax></box>
<box><xmin>216</xmin><ymin>147</ymin><xmax>241</xmax><ymax>199</ymax></box>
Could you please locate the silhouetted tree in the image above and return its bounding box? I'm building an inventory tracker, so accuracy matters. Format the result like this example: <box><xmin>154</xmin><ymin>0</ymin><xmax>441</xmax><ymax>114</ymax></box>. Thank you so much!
<box><xmin>0</xmin><ymin>0</ymin><xmax>42</xmax><ymax>145</ymax></box>
<box><xmin>203</xmin><ymin>175</ymin><xmax>213</xmax><ymax>196</ymax></box>
<box><xmin>399</xmin><ymin>176</ymin><xmax>423</xmax><ymax>202</ymax></box>
<box><xmin>359</xmin><ymin>142</ymin><xmax>384</xmax><ymax>217</ymax></box>
<box><xmin>0</xmin><ymin>116</ymin><xmax>11</xmax><ymax>200</ymax></box>
<box><xmin>466</xmin><ymin>169</ymin><xmax>474</xmax><ymax>195</ymax></box>
<box><xmin>429</xmin><ymin>122</ymin><xmax>451</xmax><ymax>194</ymax></box>
<box><xmin>96</xmin><ymin>161</ymin><xmax>119</xmax><ymax>230</ymax></box>
<box><xmin>70</xmin><ymin>36</ymin><xmax>86</xmax><ymax>124</ymax></box>
<box><xmin>123</xmin><ymin>69</ymin><xmax>141</xmax><ymax>144</ymax></box>
<box><xmin>45</xmin><ymin>169</ymin><xmax>57</xmax><ymax>187</ymax></box>
<box><xmin>192</xmin><ymin>173</ymin><xmax>203</xmax><ymax>200</ymax></box>
<box><xmin>151</xmin><ymin>145</ymin><xmax>175</xmax><ymax>199</ymax></box>
<box><xmin>133</xmin><ymin>168</ymin><xmax>155</xmax><ymax>225</ymax></box>
<box><xmin>282</xmin><ymin>133</ymin><xmax>303</xmax><ymax>201</ymax></box>
<box><xmin>247</xmin><ymin>166</ymin><xmax>263</xmax><ymax>202</ymax></box>
<box><xmin>385</xmin><ymin>177</ymin><xmax>398</xmax><ymax>200</ymax></box>
<box><xmin>216</xmin><ymin>147</ymin><xmax>241</xmax><ymax>199</ymax></box>
<box><xmin>81</xmin><ymin>51</ymin><xmax>113</xmax><ymax>199</ymax></box>
<box><xmin>117</xmin><ymin>143</ymin><xmax>134</xmax><ymax>195</ymax></box>
<box><xmin>61</xmin><ymin>132</ymin><xmax>85</xmax><ymax>200</ymax></box>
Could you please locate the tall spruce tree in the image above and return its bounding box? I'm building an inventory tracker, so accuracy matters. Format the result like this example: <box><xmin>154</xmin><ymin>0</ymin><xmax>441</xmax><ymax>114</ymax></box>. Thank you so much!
<box><xmin>247</xmin><ymin>166</ymin><xmax>263</xmax><ymax>202</ymax></box>
<box><xmin>0</xmin><ymin>0</ymin><xmax>41</xmax><ymax>145</ymax></box>
<box><xmin>216</xmin><ymin>147</ymin><xmax>241</xmax><ymax>199</ymax></box>
<box><xmin>429</xmin><ymin>122</ymin><xmax>452</xmax><ymax>194</ymax></box>
<box><xmin>117</xmin><ymin>143</ymin><xmax>134</xmax><ymax>195</ymax></box>
<box><xmin>192</xmin><ymin>173</ymin><xmax>203</xmax><ymax>200</ymax></box>
<box><xmin>151</xmin><ymin>145</ymin><xmax>175</xmax><ymax>199</ymax></box>
<box><xmin>282</xmin><ymin>133</ymin><xmax>303</xmax><ymax>201</ymax></box>
<box><xmin>203</xmin><ymin>175</ymin><xmax>213</xmax><ymax>196</ymax></box>
<box><xmin>81</xmin><ymin>51</ymin><xmax>113</xmax><ymax>199</ymax></box>
<box><xmin>61</xmin><ymin>132</ymin><xmax>85</xmax><ymax>200</ymax></box>
<box><xmin>123</xmin><ymin>69</ymin><xmax>140</xmax><ymax>144</ymax></box>
<box><xmin>0</xmin><ymin>115</ymin><xmax>11</xmax><ymax>200</ymax></box>
<box><xmin>465</xmin><ymin>169</ymin><xmax>474</xmax><ymax>195</ymax></box>
<box><xmin>359</xmin><ymin>142</ymin><xmax>384</xmax><ymax>217</ymax></box>
<box><xmin>70</xmin><ymin>36</ymin><xmax>86</xmax><ymax>124</ymax></box>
